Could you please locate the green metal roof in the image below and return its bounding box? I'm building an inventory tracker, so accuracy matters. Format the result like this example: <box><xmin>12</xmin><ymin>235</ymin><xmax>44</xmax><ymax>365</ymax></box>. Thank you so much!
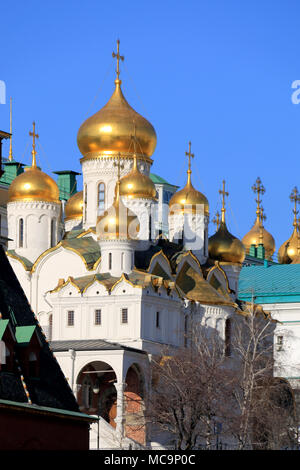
<box><xmin>15</xmin><ymin>325</ymin><xmax>36</xmax><ymax>344</ymax></box>
<box><xmin>6</xmin><ymin>250</ymin><xmax>33</xmax><ymax>271</ymax></box>
<box><xmin>238</xmin><ymin>263</ymin><xmax>300</xmax><ymax>304</ymax></box>
<box><xmin>0</xmin><ymin>319</ymin><xmax>9</xmax><ymax>340</ymax></box>
<box><xmin>150</xmin><ymin>173</ymin><xmax>178</xmax><ymax>188</ymax></box>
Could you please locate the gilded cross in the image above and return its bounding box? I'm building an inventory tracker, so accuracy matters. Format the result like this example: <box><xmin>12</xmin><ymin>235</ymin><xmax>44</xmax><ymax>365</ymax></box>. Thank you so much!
<box><xmin>212</xmin><ymin>211</ymin><xmax>220</xmax><ymax>230</ymax></box>
<box><xmin>259</xmin><ymin>206</ymin><xmax>266</xmax><ymax>245</ymax></box>
<box><xmin>252</xmin><ymin>177</ymin><xmax>265</xmax><ymax>214</ymax></box>
<box><xmin>290</xmin><ymin>186</ymin><xmax>300</xmax><ymax>226</ymax></box>
<box><xmin>113</xmin><ymin>152</ymin><xmax>124</xmax><ymax>181</ymax></box>
<box><xmin>112</xmin><ymin>39</ymin><xmax>124</xmax><ymax>81</ymax></box>
<box><xmin>185</xmin><ymin>141</ymin><xmax>194</xmax><ymax>171</ymax></box>
<box><xmin>219</xmin><ymin>180</ymin><xmax>229</xmax><ymax>223</ymax></box>
<box><xmin>29</xmin><ymin>121</ymin><xmax>39</xmax><ymax>167</ymax></box>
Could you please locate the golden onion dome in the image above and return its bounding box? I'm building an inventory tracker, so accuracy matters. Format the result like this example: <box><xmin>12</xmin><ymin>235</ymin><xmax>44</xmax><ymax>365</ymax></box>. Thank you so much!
<box><xmin>278</xmin><ymin>227</ymin><xmax>299</xmax><ymax>264</ymax></box>
<box><xmin>169</xmin><ymin>169</ymin><xmax>209</xmax><ymax>216</ymax></box>
<box><xmin>65</xmin><ymin>191</ymin><xmax>83</xmax><ymax>221</ymax></box>
<box><xmin>208</xmin><ymin>221</ymin><xmax>246</xmax><ymax>264</ymax></box>
<box><xmin>97</xmin><ymin>180</ymin><xmax>139</xmax><ymax>240</ymax></box>
<box><xmin>119</xmin><ymin>155</ymin><xmax>156</xmax><ymax>200</ymax></box>
<box><xmin>77</xmin><ymin>79</ymin><xmax>157</xmax><ymax>161</ymax></box>
<box><xmin>242</xmin><ymin>217</ymin><xmax>275</xmax><ymax>260</ymax></box>
<box><xmin>8</xmin><ymin>166</ymin><xmax>60</xmax><ymax>204</ymax></box>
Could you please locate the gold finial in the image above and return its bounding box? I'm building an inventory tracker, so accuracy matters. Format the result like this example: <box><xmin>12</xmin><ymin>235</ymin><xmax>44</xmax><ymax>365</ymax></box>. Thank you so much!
<box><xmin>290</xmin><ymin>186</ymin><xmax>300</xmax><ymax>228</ymax></box>
<box><xmin>112</xmin><ymin>39</ymin><xmax>124</xmax><ymax>83</ymax></box>
<box><xmin>29</xmin><ymin>121</ymin><xmax>39</xmax><ymax>168</ymax></box>
<box><xmin>8</xmin><ymin>97</ymin><xmax>13</xmax><ymax>161</ymax></box>
<box><xmin>219</xmin><ymin>180</ymin><xmax>229</xmax><ymax>223</ymax></box>
<box><xmin>212</xmin><ymin>211</ymin><xmax>220</xmax><ymax>230</ymax></box>
<box><xmin>259</xmin><ymin>206</ymin><xmax>266</xmax><ymax>244</ymax></box>
<box><xmin>252</xmin><ymin>177</ymin><xmax>265</xmax><ymax>220</ymax></box>
<box><xmin>185</xmin><ymin>141</ymin><xmax>194</xmax><ymax>173</ymax></box>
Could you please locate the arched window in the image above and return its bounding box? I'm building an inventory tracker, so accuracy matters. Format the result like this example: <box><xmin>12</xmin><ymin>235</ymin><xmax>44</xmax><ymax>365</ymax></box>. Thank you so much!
<box><xmin>109</xmin><ymin>252</ymin><xmax>112</xmax><ymax>270</ymax></box>
<box><xmin>121</xmin><ymin>252</ymin><xmax>124</xmax><ymax>270</ymax></box>
<box><xmin>49</xmin><ymin>314</ymin><xmax>53</xmax><ymax>341</ymax></box>
<box><xmin>98</xmin><ymin>183</ymin><xmax>105</xmax><ymax>214</ymax></box>
<box><xmin>84</xmin><ymin>184</ymin><xmax>87</xmax><ymax>221</ymax></box>
<box><xmin>19</xmin><ymin>218</ymin><xmax>24</xmax><ymax>247</ymax></box>
<box><xmin>50</xmin><ymin>219</ymin><xmax>56</xmax><ymax>247</ymax></box>
<box><xmin>225</xmin><ymin>318</ymin><xmax>231</xmax><ymax>357</ymax></box>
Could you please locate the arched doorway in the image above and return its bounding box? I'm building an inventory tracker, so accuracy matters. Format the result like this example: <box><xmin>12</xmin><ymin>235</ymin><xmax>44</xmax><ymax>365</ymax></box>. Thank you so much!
<box><xmin>76</xmin><ymin>361</ymin><xmax>117</xmax><ymax>428</ymax></box>
<box><xmin>124</xmin><ymin>364</ymin><xmax>145</xmax><ymax>445</ymax></box>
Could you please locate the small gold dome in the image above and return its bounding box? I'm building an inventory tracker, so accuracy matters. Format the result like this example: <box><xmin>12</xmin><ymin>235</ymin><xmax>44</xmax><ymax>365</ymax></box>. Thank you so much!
<box><xmin>65</xmin><ymin>191</ymin><xmax>83</xmax><ymax>221</ymax></box>
<box><xmin>169</xmin><ymin>170</ymin><xmax>209</xmax><ymax>216</ymax></box>
<box><xmin>209</xmin><ymin>221</ymin><xmax>246</xmax><ymax>264</ymax></box>
<box><xmin>77</xmin><ymin>80</ymin><xmax>157</xmax><ymax>161</ymax></box>
<box><xmin>97</xmin><ymin>180</ymin><xmax>139</xmax><ymax>240</ymax></box>
<box><xmin>119</xmin><ymin>156</ymin><xmax>156</xmax><ymax>200</ymax></box>
<box><xmin>278</xmin><ymin>227</ymin><xmax>299</xmax><ymax>264</ymax></box>
<box><xmin>242</xmin><ymin>217</ymin><xmax>275</xmax><ymax>260</ymax></box>
<box><xmin>8</xmin><ymin>166</ymin><xmax>60</xmax><ymax>204</ymax></box>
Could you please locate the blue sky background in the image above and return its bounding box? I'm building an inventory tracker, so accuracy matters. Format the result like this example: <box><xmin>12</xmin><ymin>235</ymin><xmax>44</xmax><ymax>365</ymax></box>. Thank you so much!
<box><xmin>1</xmin><ymin>0</ymin><xmax>300</xmax><ymax>254</ymax></box>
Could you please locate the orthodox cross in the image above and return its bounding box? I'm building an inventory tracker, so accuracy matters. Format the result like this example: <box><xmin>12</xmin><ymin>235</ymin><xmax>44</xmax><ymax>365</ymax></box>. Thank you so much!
<box><xmin>113</xmin><ymin>152</ymin><xmax>124</xmax><ymax>181</ymax></box>
<box><xmin>29</xmin><ymin>121</ymin><xmax>39</xmax><ymax>167</ymax></box>
<box><xmin>290</xmin><ymin>186</ymin><xmax>300</xmax><ymax>226</ymax></box>
<box><xmin>252</xmin><ymin>177</ymin><xmax>265</xmax><ymax>216</ymax></box>
<box><xmin>8</xmin><ymin>97</ymin><xmax>13</xmax><ymax>161</ymax></box>
<box><xmin>112</xmin><ymin>39</ymin><xmax>124</xmax><ymax>81</ymax></box>
<box><xmin>185</xmin><ymin>141</ymin><xmax>194</xmax><ymax>172</ymax></box>
<box><xmin>219</xmin><ymin>180</ymin><xmax>229</xmax><ymax>223</ymax></box>
<box><xmin>259</xmin><ymin>206</ymin><xmax>266</xmax><ymax>245</ymax></box>
<box><xmin>212</xmin><ymin>211</ymin><xmax>220</xmax><ymax>230</ymax></box>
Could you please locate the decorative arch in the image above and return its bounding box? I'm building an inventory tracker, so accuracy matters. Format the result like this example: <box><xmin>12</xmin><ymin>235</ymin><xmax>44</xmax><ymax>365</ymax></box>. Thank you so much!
<box><xmin>124</xmin><ymin>363</ymin><xmax>146</xmax><ymax>445</ymax></box>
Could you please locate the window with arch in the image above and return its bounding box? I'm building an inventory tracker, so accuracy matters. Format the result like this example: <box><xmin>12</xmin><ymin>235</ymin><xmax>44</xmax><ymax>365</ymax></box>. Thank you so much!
<box><xmin>50</xmin><ymin>218</ymin><xmax>56</xmax><ymax>247</ymax></box>
<box><xmin>48</xmin><ymin>314</ymin><xmax>53</xmax><ymax>341</ymax></box>
<box><xmin>121</xmin><ymin>252</ymin><xmax>124</xmax><ymax>270</ymax></box>
<box><xmin>98</xmin><ymin>182</ymin><xmax>105</xmax><ymax>213</ymax></box>
<box><xmin>19</xmin><ymin>218</ymin><xmax>24</xmax><ymax>248</ymax></box>
<box><xmin>84</xmin><ymin>184</ymin><xmax>87</xmax><ymax>221</ymax></box>
<box><xmin>109</xmin><ymin>252</ymin><xmax>112</xmax><ymax>270</ymax></box>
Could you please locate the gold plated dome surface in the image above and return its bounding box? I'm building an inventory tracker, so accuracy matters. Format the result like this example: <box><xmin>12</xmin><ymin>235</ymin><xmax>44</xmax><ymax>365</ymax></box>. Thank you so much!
<box><xmin>169</xmin><ymin>172</ymin><xmax>209</xmax><ymax>216</ymax></box>
<box><xmin>242</xmin><ymin>217</ymin><xmax>275</xmax><ymax>259</ymax></box>
<box><xmin>208</xmin><ymin>221</ymin><xmax>246</xmax><ymax>264</ymax></box>
<box><xmin>77</xmin><ymin>80</ymin><xmax>157</xmax><ymax>161</ymax></box>
<box><xmin>278</xmin><ymin>227</ymin><xmax>299</xmax><ymax>264</ymax></box>
<box><xmin>97</xmin><ymin>180</ymin><xmax>139</xmax><ymax>240</ymax></box>
<box><xmin>119</xmin><ymin>156</ymin><xmax>156</xmax><ymax>199</ymax></box>
<box><xmin>8</xmin><ymin>166</ymin><xmax>60</xmax><ymax>204</ymax></box>
<box><xmin>65</xmin><ymin>190</ymin><xmax>83</xmax><ymax>221</ymax></box>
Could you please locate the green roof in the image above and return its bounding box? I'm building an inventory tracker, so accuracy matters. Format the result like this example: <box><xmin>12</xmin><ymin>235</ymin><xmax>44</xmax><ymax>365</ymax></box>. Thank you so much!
<box><xmin>238</xmin><ymin>263</ymin><xmax>300</xmax><ymax>304</ymax></box>
<box><xmin>0</xmin><ymin>319</ymin><xmax>9</xmax><ymax>340</ymax></box>
<box><xmin>6</xmin><ymin>250</ymin><xmax>33</xmax><ymax>271</ymax></box>
<box><xmin>150</xmin><ymin>173</ymin><xmax>178</xmax><ymax>188</ymax></box>
<box><xmin>15</xmin><ymin>325</ymin><xmax>36</xmax><ymax>344</ymax></box>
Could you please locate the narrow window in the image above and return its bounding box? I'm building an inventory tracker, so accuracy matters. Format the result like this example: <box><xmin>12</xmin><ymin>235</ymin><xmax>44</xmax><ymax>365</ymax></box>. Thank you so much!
<box><xmin>67</xmin><ymin>310</ymin><xmax>74</xmax><ymax>326</ymax></box>
<box><xmin>95</xmin><ymin>309</ymin><xmax>101</xmax><ymax>325</ymax></box>
<box><xmin>49</xmin><ymin>314</ymin><xmax>53</xmax><ymax>341</ymax></box>
<box><xmin>121</xmin><ymin>252</ymin><xmax>124</xmax><ymax>270</ymax></box>
<box><xmin>121</xmin><ymin>308</ymin><xmax>128</xmax><ymax>324</ymax></box>
<box><xmin>156</xmin><ymin>311</ymin><xmax>160</xmax><ymax>328</ymax></box>
<box><xmin>84</xmin><ymin>184</ymin><xmax>87</xmax><ymax>221</ymax></box>
<box><xmin>50</xmin><ymin>219</ymin><xmax>56</xmax><ymax>247</ymax></box>
<box><xmin>277</xmin><ymin>335</ymin><xmax>284</xmax><ymax>350</ymax></box>
<box><xmin>109</xmin><ymin>252</ymin><xmax>112</xmax><ymax>270</ymax></box>
<box><xmin>225</xmin><ymin>318</ymin><xmax>231</xmax><ymax>357</ymax></box>
<box><xmin>98</xmin><ymin>183</ymin><xmax>105</xmax><ymax>214</ymax></box>
<box><xmin>19</xmin><ymin>218</ymin><xmax>24</xmax><ymax>247</ymax></box>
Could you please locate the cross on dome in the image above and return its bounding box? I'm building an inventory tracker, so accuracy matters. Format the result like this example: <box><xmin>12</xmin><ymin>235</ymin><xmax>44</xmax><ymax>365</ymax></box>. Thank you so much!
<box><xmin>29</xmin><ymin>121</ymin><xmax>39</xmax><ymax>168</ymax></box>
<box><xmin>112</xmin><ymin>39</ymin><xmax>124</xmax><ymax>82</ymax></box>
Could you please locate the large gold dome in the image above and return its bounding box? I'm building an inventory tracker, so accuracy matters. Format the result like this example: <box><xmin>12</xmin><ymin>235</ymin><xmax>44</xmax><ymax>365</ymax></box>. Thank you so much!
<box><xmin>77</xmin><ymin>80</ymin><xmax>157</xmax><ymax>161</ymax></box>
<box><xmin>65</xmin><ymin>190</ymin><xmax>83</xmax><ymax>221</ymax></box>
<box><xmin>8</xmin><ymin>166</ymin><xmax>60</xmax><ymax>204</ymax></box>
<box><xmin>209</xmin><ymin>221</ymin><xmax>246</xmax><ymax>264</ymax></box>
<box><xmin>169</xmin><ymin>171</ymin><xmax>209</xmax><ymax>216</ymax></box>
<box><xmin>119</xmin><ymin>156</ymin><xmax>156</xmax><ymax>200</ymax></box>
<box><xmin>242</xmin><ymin>217</ymin><xmax>275</xmax><ymax>260</ymax></box>
<box><xmin>97</xmin><ymin>180</ymin><xmax>139</xmax><ymax>240</ymax></box>
<box><xmin>278</xmin><ymin>227</ymin><xmax>299</xmax><ymax>264</ymax></box>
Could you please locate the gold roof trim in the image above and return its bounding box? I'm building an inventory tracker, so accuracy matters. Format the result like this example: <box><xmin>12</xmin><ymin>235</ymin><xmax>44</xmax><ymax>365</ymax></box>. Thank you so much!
<box><xmin>206</xmin><ymin>261</ymin><xmax>231</xmax><ymax>293</ymax></box>
<box><xmin>147</xmin><ymin>250</ymin><xmax>172</xmax><ymax>274</ymax></box>
<box><xmin>6</xmin><ymin>251</ymin><xmax>32</xmax><ymax>272</ymax></box>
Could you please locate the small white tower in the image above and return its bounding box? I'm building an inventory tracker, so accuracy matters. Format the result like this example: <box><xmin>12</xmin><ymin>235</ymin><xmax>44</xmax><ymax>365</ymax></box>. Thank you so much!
<box><xmin>7</xmin><ymin>122</ymin><xmax>61</xmax><ymax>262</ymax></box>
<box><xmin>168</xmin><ymin>142</ymin><xmax>209</xmax><ymax>264</ymax></box>
<box><xmin>96</xmin><ymin>158</ymin><xmax>139</xmax><ymax>277</ymax></box>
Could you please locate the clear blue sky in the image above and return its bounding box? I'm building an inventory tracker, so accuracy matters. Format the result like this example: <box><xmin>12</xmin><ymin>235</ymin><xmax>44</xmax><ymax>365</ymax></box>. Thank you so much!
<box><xmin>1</xmin><ymin>0</ymin><xmax>300</xmax><ymax>252</ymax></box>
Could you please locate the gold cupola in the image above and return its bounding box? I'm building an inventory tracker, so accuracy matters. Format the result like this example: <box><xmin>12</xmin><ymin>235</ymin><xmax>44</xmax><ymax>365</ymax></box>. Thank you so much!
<box><xmin>278</xmin><ymin>187</ymin><xmax>300</xmax><ymax>264</ymax></box>
<box><xmin>97</xmin><ymin>157</ymin><xmax>139</xmax><ymax>240</ymax></box>
<box><xmin>242</xmin><ymin>177</ymin><xmax>275</xmax><ymax>259</ymax></box>
<box><xmin>8</xmin><ymin>122</ymin><xmax>60</xmax><ymax>204</ymax></box>
<box><xmin>169</xmin><ymin>142</ymin><xmax>209</xmax><ymax>216</ymax></box>
<box><xmin>77</xmin><ymin>40</ymin><xmax>157</xmax><ymax>162</ymax></box>
<box><xmin>65</xmin><ymin>190</ymin><xmax>83</xmax><ymax>221</ymax></box>
<box><xmin>119</xmin><ymin>128</ymin><xmax>156</xmax><ymax>200</ymax></box>
<box><xmin>208</xmin><ymin>180</ymin><xmax>246</xmax><ymax>263</ymax></box>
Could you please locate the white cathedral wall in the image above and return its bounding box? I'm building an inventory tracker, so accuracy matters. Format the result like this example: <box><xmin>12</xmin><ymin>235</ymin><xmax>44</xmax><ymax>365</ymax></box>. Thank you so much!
<box><xmin>81</xmin><ymin>157</ymin><xmax>152</xmax><ymax>230</ymax></box>
<box><xmin>64</xmin><ymin>217</ymin><xmax>82</xmax><ymax>232</ymax></box>
<box><xmin>7</xmin><ymin>201</ymin><xmax>61</xmax><ymax>263</ymax></box>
